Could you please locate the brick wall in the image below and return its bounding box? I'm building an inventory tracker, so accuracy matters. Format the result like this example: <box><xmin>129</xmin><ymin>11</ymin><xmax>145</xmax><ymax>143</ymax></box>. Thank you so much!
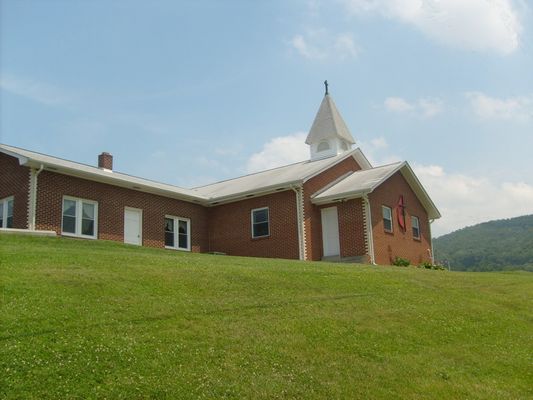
<box><xmin>336</xmin><ymin>199</ymin><xmax>367</xmax><ymax>259</ymax></box>
<box><xmin>303</xmin><ymin>156</ymin><xmax>362</xmax><ymax>260</ymax></box>
<box><xmin>369</xmin><ymin>171</ymin><xmax>432</xmax><ymax>265</ymax></box>
<box><xmin>208</xmin><ymin>190</ymin><xmax>300</xmax><ymax>259</ymax></box>
<box><xmin>0</xmin><ymin>153</ymin><xmax>30</xmax><ymax>229</ymax></box>
<box><xmin>35</xmin><ymin>170</ymin><xmax>209</xmax><ymax>252</ymax></box>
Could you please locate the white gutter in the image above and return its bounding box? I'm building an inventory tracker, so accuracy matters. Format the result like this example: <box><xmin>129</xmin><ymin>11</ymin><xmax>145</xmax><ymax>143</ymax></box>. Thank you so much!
<box><xmin>363</xmin><ymin>195</ymin><xmax>376</xmax><ymax>265</ymax></box>
<box><xmin>28</xmin><ymin>164</ymin><xmax>44</xmax><ymax>230</ymax></box>
<box><xmin>291</xmin><ymin>185</ymin><xmax>307</xmax><ymax>261</ymax></box>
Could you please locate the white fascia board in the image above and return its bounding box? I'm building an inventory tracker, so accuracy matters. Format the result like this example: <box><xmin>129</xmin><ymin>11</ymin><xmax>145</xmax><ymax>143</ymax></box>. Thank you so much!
<box><xmin>24</xmin><ymin>160</ymin><xmax>209</xmax><ymax>204</ymax></box>
<box><xmin>311</xmin><ymin>190</ymin><xmax>370</xmax><ymax>205</ymax></box>
<box><xmin>302</xmin><ymin>149</ymin><xmax>368</xmax><ymax>184</ymax></box>
<box><xmin>0</xmin><ymin>147</ymin><xmax>29</xmax><ymax>165</ymax></box>
<box><xmin>353</xmin><ymin>149</ymin><xmax>372</xmax><ymax>169</ymax></box>
<box><xmin>399</xmin><ymin>162</ymin><xmax>441</xmax><ymax>220</ymax></box>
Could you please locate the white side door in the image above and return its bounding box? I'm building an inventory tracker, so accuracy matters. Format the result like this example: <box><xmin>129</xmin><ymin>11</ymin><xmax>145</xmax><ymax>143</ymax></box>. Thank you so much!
<box><xmin>124</xmin><ymin>207</ymin><xmax>142</xmax><ymax>245</ymax></box>
<box><xmin>321</xmin><ymin>206</ymin><xmax>340</xmax><ymax>257</ymax></box>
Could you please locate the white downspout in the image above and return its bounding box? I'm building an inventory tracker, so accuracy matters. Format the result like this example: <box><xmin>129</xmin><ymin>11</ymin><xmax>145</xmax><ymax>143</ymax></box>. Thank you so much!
<box><xmin>291</xmin><ymin>186</ymin><xmax>306</xmax><ymax>261</ymax></box>
<box><xmin>363</xmin><ymin>195</ymin><xmax>376</xmax><ymax>265</ymax></box>
<box><xmin>28</xmin><ymin>164</ymin><xmax>44</xmax><ymax>230</ymax></box>
<box><xmin>428</xmin><ymin>218</ymin><xmax>436</xmax><ymax>265</ymax></box>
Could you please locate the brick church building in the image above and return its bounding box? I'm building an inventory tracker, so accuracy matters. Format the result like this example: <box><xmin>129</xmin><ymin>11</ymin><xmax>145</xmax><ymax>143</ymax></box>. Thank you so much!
<box><xmin>0</xmin><ymin>90</ymin><xmax>440</xmax><ymax>265</ymax></box>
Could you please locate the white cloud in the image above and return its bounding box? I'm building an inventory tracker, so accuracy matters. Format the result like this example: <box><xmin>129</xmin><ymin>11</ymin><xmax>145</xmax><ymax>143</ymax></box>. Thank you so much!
<box><xmin>289</xmin><ymin>30</ymin><xmax>358</xmax><ymax>60</ymax></box>
<box><xmin>246</xmin><ymin>132</ymin><xmax>309</xmax><ymax>173</ymax></box>
<box><xmin>0</xmin><ymin>74</ymin><xmax>71</xmax><ymax>106</ymax></box>
<box><xmin>413</xmin><ymin>163</ymin><xmax>533</xmax><ymax>236</ymax></box>
<box><xmin>466</xmin><ymin>92</ymin><xmax>533</xmax><ymax>121</ymax></box>
<box><xmin>384</xmin><ymin>96</ymin><xmax>443</xmax><ymax>117</ymax></box>
<box><xmin>370</xmin><ymin>136</ymin><xmax>388</xmax><ymax>148</ymax></box>
<box><xmin>344</xmin><ymin>0</ymin><xmax>523</xmax><ymax>54</ymax></box>
<box><xmin>384</xmin><ymin>97</ymin><xmax>414</xmax><ymax>113</ymax></box>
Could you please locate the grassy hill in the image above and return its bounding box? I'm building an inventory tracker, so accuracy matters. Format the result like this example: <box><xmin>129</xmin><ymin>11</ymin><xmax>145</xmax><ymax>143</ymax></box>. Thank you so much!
<box><xmin>434</xmin><ymin>214</ymin><xmax>533</xmax><ymax>272</ymax></box>
<box><xmin>1</xmin><ymin>235</ymin><xmax>531</xmax><ymax>399</ymax></box>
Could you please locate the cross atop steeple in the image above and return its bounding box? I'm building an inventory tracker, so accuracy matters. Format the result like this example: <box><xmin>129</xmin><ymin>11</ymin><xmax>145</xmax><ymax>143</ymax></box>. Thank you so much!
<box><xmin>324</xmin><ymin>80</ymin><xmax>329</xmax><ymax>95</ymax></box>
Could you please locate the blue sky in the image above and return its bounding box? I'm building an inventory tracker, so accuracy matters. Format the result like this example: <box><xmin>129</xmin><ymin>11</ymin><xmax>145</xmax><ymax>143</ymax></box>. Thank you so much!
<box><xmin>1</xmin><ymin>0</ymin><xmax>532</xmax><ymax>236</ymax></box>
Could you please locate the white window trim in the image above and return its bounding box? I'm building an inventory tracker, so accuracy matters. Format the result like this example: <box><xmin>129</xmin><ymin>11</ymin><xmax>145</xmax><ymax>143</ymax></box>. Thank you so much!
<box><xmin>412</xmin><ymin>215</ymin><xmax>420</xmax><ymax>239</ymax></box>
<box><xmin>61</xmin><ymin>196</ymin><xmax>98</xmax><ymax>239</ymax></box>
<box><xmin>164</xmin><ymin>215</ymin><xmax>191</xmax><ymax>251</ymax></box>
<box><xmin>382</xmin><ymin>205</ymin><xmax>393</xmax><ymax>233</ymax></box>
<box><xmin>0</xmin><ymin>196</ymin><xmax>14</xmax><ymax>228</ymax></box>
<box><xmin>251</xmin><ymin>207</ymin><xmax>270</xmax><ymax>239</ymax></box>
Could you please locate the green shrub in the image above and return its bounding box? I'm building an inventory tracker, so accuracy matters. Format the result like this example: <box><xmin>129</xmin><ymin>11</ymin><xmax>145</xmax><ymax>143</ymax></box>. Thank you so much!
<box><xmin>392</xmin><ymin>256</ymin><xmax>410</xmax><ymax>267</ymax></box>
<box><xmin>419</xmin><ymin>261</ymin><xmax>447</xmax><ymax>271</ymax></box>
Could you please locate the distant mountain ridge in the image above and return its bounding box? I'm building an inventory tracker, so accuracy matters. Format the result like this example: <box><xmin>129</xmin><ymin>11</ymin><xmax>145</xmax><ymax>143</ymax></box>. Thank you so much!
<box><xmin>433</xmin><ymin>215</ymin><xmax>533</xmax><ymax>272</ymax></box>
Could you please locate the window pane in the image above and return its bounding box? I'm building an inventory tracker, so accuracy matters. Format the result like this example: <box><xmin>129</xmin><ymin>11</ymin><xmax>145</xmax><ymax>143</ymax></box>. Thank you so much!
<box><xmin>412</xmin><ymin>216</ymin><xmax>420</xmax><ymax>238</ymax></box>
<box><xmin>0</xmin><ymin>203</ymin><xmax>3</xmax><ymax>227</ymax></box>
<box><xmin>165</xmin><ymin>218</ymin><xmax>174</xmax><ymax>233</ymax></box>
<box><xmin>63</xmin><ymin>215</ymin><xmax>76</xmax><ymax>233</ymax></box>
<box><xmin>7</xmin><ymin>200</ymin><xmax>13</xmax><ymax>217</ymax></box>
<box><xmin>82</xmin><ymin>203</ymin><xmax>94</xmax><ymax>219</ymax></box>
<box><xmin>178</xmin><ymin>220</ymin><xmax>187</xmax><ymax>234</ymax></box>
<box><xmin>178</xmin><ymin>220</ymin><xmax>188</xmax><ymax>249</ymax></box>
<box><xmin>6</xmin><ymin>217</ymin><xmax>13</xmax><ymax>228</ymax></box>
<box><xmin>0</xmin><ymin>217</ymin><xmax>3</xmax><ymax>228</ymax></box>
<box><xmin>165</xmin><ymin>232</ymin><xmax>174</xmax><ymax>247</ymax></box>
<box><xmin>63</xmin><ymin>199</ymin><xmax>76</xmax><ymax>217</ymax></box>
<box><xmin>253</xmin><ymin>221</ymin><xmax>269</xmax><ymax>237</ymax></box>
<box><xmin>253</xmin><ymin>209</ymin><xmax>268</xmax><ymax>223</ymax></box>
<box><xmin>178</xmin><ymin>233</ymin><xmax>188</xmax><ymax>249</ymax></box>
<box><xmin>382</xmin><ymin>206</ymin><xmax>392</xmax><ymax>231</ymax></box>
<box><xmin>81</xmin><ymin>219</ymin><xmax>94</xmax><ymax>236</ymax></box>
<box><xmin>165</xmin><ymin>218</ymin><xmax>175</xmax><ymax>246</ymax></box>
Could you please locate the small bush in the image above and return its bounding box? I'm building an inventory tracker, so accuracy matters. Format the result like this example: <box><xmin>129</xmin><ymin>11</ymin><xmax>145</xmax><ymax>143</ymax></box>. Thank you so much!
<box><xmin>392</xmin><ymin>257</ymin><xmax>410</xmax><ymax>267</ymax></box>
<box><xmin>419</xmin><ymin>261</ymin><xmax>447</xmax><ymax>271</ymax></box>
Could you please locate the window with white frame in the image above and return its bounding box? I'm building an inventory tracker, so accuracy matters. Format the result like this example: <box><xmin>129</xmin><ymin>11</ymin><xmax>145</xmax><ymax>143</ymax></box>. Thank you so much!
<box><xmin>382</xmin><ymin>205</ymin><xmax>393</xmax><ymax>232</ymax></box>
<box><xmin>412</xmin><ymin>215</ymin><xmax>420</xmax><ymax>239</ymax></box>
<box><xmin>251</xmin><ymin>207</ymin><xmax>270</xmax><ymax>238</ymax></box>
<box><xmin>0</xmin><ymin>197</ymin><xmax>14</xmax><ymax>228</ymax></box>
<box><xmin>62</xmin><ymin>196</ymin><xmax>98</xmax><ymax>238</ymax></box>
<box><xmin>164</xmin><ymin>216</ymin><xmax>191</xmax><ymax>251</ymax></box>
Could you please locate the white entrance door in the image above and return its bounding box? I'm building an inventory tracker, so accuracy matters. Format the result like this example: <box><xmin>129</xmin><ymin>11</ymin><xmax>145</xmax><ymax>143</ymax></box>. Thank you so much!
<box><xmin>124</xmin><ymin>208</ymin><xmax>142</xmax><ymax>245</ymax></box>
<box><xmin>321</xmin><ymin>206</ymin><xmax>340</xmax><ymax>257</ymax></box>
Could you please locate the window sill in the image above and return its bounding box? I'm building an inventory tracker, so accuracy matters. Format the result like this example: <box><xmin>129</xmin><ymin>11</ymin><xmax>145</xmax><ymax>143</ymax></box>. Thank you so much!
<box><xmin>252</xmin><ymin>235</ymin><xmax>270</xmax><ymax>241</ymax></box>
<box><xmin>413</xmin><ymin>237</ymin><xmax>421</xmax><ymax>242</ymax></box>
<box><xmin>165</xmin><ymin>246</ymin><xmax>191</xmax><ymax>252</ymax></box>
<box><xmin>62</xmin><ymin>232</ymin><xmax>97</xmax><ymax>240</ymax></box>
<box><xmin>384</xmin><ymin>229</ymin><xmax>394</xmax><ymax>235</ymax></box>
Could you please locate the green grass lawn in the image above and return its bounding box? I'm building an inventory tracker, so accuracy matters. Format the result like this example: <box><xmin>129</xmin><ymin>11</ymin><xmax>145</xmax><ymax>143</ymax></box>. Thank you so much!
<box><xmin>1</xmin><ymin>234</ymin><xmax>531</xmax><ymax>399</ymax></box>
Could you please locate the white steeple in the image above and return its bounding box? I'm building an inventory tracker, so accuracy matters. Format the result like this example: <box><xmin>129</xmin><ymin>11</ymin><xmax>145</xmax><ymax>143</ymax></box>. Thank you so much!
<box><xmin>305</xmin><ymin>81</ymin><xmax>356</xmax><ymax>161</ymax></box>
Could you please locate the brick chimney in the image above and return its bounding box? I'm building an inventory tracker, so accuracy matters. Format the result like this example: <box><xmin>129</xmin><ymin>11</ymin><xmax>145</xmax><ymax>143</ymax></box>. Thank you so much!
<box><xmin>98</xmin><ymin>152</ymin><xmax>113</xmax><ymax>170</ymax></box>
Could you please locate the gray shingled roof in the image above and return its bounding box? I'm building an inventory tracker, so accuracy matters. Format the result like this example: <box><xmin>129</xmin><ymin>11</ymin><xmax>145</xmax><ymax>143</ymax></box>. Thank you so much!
<box><xmin>193</xmin><ymin>148</ymin><xmax>371</xmax><ymax>202</ymax></box>
<box><xmin>1</xmin><ymin>143</ymin><xmax>439</xmax><ymax>218</ymax></box>
<box><xmin>0</xmin><ymin>144</ymin><xmax>206</xmax><ymax>203</ymax></box>
<box><xmin>1</xmin><ymin>144</ymin><xmax>371</xmax><ymax>204</ymax></box>
<box><xmin>312</xmin><ymin>161</ymin><xmax>441</xmax><ymax>219</ymax></box>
